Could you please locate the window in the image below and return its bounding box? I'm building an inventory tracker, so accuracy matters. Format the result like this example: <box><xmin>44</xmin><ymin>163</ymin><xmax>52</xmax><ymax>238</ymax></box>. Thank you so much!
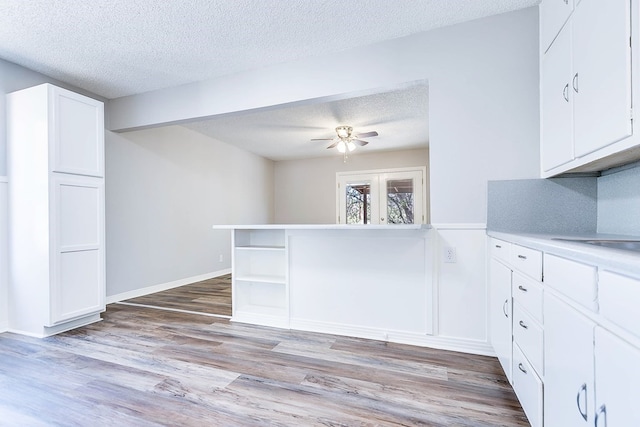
<box><xmin>337</xmin><ymin>167</ymin><xmax>426</xmax><ymax>225</ymax></box>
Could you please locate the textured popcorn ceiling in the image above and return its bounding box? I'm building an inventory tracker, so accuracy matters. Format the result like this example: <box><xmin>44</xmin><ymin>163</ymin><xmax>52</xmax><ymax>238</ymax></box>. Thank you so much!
<box><xmin>0</xmin><ymin>0</ymin><xmax>538</xmax><ymax>99</ymax></box>
<box><xmin>183</xmin><ymin>82</ymin><xmax>430</xmax><ymax>161</ymax></box>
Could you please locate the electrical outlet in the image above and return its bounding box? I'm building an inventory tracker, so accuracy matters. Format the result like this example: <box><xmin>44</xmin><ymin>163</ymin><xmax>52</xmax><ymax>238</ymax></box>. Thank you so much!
<box><xmin>218</xmin><ymin>254</ymin><xmax>224</xmax><ymax>262</ymax></box>
<box><xmin>443</xmin><ymin>246</ymin><xmax>457</xmax><ymax>263</ymax></box>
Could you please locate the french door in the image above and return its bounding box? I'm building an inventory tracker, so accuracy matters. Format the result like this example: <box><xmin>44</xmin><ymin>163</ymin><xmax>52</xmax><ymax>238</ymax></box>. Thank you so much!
<box><xmin>337</xmin><ymin>168</ymin><xmax>424</xmax><ymax>225</ymax></box>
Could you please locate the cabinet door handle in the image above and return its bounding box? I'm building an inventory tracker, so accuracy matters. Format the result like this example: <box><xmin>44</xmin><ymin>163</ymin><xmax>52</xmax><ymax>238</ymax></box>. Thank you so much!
<box><xmin>572</xmin><ymin>72</ymin><xmax>579</xmax><ymax>93</ymax></box>
<box><xmin>518</xmin><ymin>363</ymin><xmax>527</xmax><ymax>374</ymax></box>
<box><xmin>595</xmin><ymin>404</ymin><xmax>607</xmax><ymax>427</ymax></box>
<box><xmin>519</xmin><ymin>320</ymin><xmax>528</xmax><ymax>329</ymax></box>
<box><xmin>563</xmin><ymin>83</ymin><xmax>570</xmax><ymax>102</ymax></box>
<box><xmin>576</xmin><ymin>383</ymin><xmax>588</xmax><ymax>422</ymax></box>
<box><xmin>518</xmin><ymin>285</ymin><xmax>528</xmax><ymax>292</ymax></box>
<box><xmin>503</xmin><ymin>299</ymin><xmax>509</xmax><ymax>318</ymax></box>
<box><xmin>517</xmin><ymin>254</ymin><xmax>527</xmax><ymax>260</ymax></box>
<box><xmin>495</xmin><ymin>244</ymin><xmax>502</xmax><ymax>249</ymax></box>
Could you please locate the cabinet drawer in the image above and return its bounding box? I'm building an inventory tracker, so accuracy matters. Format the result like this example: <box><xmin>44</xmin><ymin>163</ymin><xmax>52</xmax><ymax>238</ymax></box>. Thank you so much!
<box><xmin>599</xmin><ymin>271</ymin><xmax>640</xmax><ymax>338</ymax></box>
<box><xmin>512</xmin><ymin>272</ymin><xmax>543</xmax><ymax>324</ymax></box>
<box><xmin>513</xmin><ymin>302</ymin><xmax>544</xmax><ymax>375</ymax></box>
<box><xmin>510</xmin><ymin>244</ymin><xmax>542</xmax><ymax>281</ymax></box>
<box><xmin>513</xmin><ymin>344</ymin><xmax>543</xmax><ymax>427</ymax></box>
<box><xmin>490</xmin><ymin>238</ymin><xmax>511</xmax><ymax>263</ymax></box>
<box><xmin>544</xmin><ymin>254</ymin><xmax>597</xmax><ymax>311</ymax></box>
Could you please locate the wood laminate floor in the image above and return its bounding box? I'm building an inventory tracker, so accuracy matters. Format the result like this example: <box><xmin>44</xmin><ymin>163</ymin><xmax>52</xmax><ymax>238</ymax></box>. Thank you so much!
<box><xmin>123</xmin><ymin>274</ymin><xmax>232</xmax><ymax>317</ymax></box>
<box><xmin>0</xmin><ymin>304</ymin><xmax>528</xmax><ymax>426</ymax></box>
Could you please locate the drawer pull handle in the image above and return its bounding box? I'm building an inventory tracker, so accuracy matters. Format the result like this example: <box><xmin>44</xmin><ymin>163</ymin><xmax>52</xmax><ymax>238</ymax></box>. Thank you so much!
<box><xmin>495</xmin><ymin>244</ymin><xmax>502</xmax><ymax>249</ymax></box>
<box><xmin>576</xmin><ymin>383</ymin><xmax>588</xmax><ymax>422</ymax></box>
<box><xmin>517</xmin><ymin>254</ymin><xmax>527</xmax><ymax>260</ymax></box>
<box><xmin>518</xmin><ymin>285</ymin><xmax>528</xmax><ymax>292</ymax></box>
<box><xmin>518</xmin><ymin>363</ymin><xmax>527</xmax><ymax>374</ymax></box>
<box><xmin>595</xmin><ymin>404</ymin><xmax>607</xmax><ymax>427</ymax></box>
<box><xmin>519</xmin><ymin>320</ymin><xmax>528</xmax><ymax>329</ymax></box>
<box><xmin>502</xmin><ymin>299</ymin><xmax>509</xmax><ymax>318</ymax></box>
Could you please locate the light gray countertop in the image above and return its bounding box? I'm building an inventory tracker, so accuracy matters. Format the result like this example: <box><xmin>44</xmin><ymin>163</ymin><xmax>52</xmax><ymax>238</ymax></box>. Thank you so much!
<box><xmin>488</xmin><ymin>230</ymin><xmax>640</xmax><ymax>279</ymax></box>
<box><xmin>212</xmin><ymin>224</ymin><xmax>432</xmax><ymax>230</ymax></box>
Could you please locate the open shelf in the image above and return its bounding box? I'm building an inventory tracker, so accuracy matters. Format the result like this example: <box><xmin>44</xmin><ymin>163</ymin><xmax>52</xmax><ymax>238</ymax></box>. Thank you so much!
<box><xmin>234</xmin><ymin>274</ymin><xmax>286</xmax><ymax>285</ymax></box>
<box><xmin>235</xmin><ymin>245</ymin><xmax>285</xmax><ymax>251</ymax></box>
<box><xmin>232</xmin><ymin>228</ymin><xmax>288</xmax><ymax>329</ymax></box>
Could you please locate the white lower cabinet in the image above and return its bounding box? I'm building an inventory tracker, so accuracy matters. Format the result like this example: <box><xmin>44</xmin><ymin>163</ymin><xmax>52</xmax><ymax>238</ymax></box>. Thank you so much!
<box><xmin>594</xmin><ymin>327</ymin><xmax>640</xmax><ymax>427</ymax></box>
<box><xmin>489</xmin><ymin>257</ymin><xmax>513</xmax><ymax>382</ymax></box>
<box><xmin>489</xmin><ymin>235</ymin><xmax>640</xmax><ymax>427</ymax></box>
<box><xmin>544</xmin><ymin>292</ymin><xmax>595</xmax><ymax>427</ymax></box>
<box><xmin>513</xmin><ymin>344</ymin><xmax>543</xmax><ymax>427</ymax></box>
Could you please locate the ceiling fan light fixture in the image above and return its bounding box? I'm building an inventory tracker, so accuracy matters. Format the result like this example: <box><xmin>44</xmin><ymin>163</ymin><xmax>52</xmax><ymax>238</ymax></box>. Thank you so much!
<box><xmin>336</xmin><ymin>125</ymin><xmax>352</xmax><ymax>139</ymax></box>
<box><xmin>347</xmin><ymin>141</ymin><xmax>356</xmax><ymax>152</ymax></box>
<box><xmin>337</xmin><ymin>140</ymin><xmax>347</xmax><ymax>153</ymax></box>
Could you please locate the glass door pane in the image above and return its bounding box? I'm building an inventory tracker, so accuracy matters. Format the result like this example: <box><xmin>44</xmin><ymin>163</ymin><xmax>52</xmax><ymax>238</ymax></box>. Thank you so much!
<box><xmin>346</xmin><ymin>183</ymin><xmax>371</xmax><ymax>224</ymax></box>
<box><xmin>380</xmin><ymin>171</ymin><xmax>423</xmax><ymax>225</ymax></box>
<box><xmin>386</xmin><ymin>178</ymin><xmax>414</xmax><ymax>224</ymax></box>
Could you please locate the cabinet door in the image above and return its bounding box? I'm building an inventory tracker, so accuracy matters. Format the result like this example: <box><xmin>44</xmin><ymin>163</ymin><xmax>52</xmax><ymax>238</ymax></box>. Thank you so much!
<box><xmin>594</xmin><ymin>327</ymin><xmax>640</xmax><ymax>427</ymax></box>
<box><xmin>489</xmin><ymin>259</ymin><xmax>512</xmax><ymax>382</ymax></box>
<box><xmin>51</xmin><ymin>85</ymin><xmax>105</xmax><ymax>177</ymax></box>
<box><xmin>572</xmin><ymin>0</ymin><xmax>632</xmax><ymax>157</ymax></box>
<box><xmin>540</xmin><ymin>0</ymin><xmax>574</xmax><ymax>53</ymax></box>
<box><xmin>541</xmin><ymin>24</ymin><xmax>574</xmax><ymax>172</ymax></box>
<box><xmin>544</xmin><ymin>293</ymin><xmax>595</xmax><ymax>426</ymax></box>
<box><xmin>49</xmin><ymin>174</ymin><xmax>105</xmax><ymax>325</ymax></box>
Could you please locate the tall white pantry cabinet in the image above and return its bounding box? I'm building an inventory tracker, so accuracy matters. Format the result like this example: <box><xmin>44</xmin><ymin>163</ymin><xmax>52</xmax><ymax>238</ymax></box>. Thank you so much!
<box><xmin>7</xmin><ymin>83</ymin><xmax>105</xmax><ymax>337</ymax></box>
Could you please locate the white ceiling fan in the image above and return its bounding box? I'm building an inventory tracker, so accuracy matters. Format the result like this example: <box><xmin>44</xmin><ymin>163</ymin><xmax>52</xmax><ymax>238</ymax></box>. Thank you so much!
<box><xmin>311</xmin><ymin>125</ymin><xmax>379</xmax><ymax>161</ymax></box>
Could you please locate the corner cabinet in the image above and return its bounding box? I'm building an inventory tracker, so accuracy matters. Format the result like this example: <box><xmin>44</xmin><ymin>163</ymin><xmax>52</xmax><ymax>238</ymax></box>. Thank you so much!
<box><xmin>540</xmin><ymin>0</ymin><xmax>635</xmax><ymax>176</ymax></box>
<box><xmin>7</xmin><ymin>83</ymin><xmax>105</xmax><ymax>337</ymax></box>
<box><xmin>232</xmin><ymin>229</ymin><xmax>289</xmax><ymax>328</ymax></box>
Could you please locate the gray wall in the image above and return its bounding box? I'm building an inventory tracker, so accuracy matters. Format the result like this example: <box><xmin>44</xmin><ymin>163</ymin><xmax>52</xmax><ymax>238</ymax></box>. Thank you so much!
<box><xmin>598</xmin><ymin>162</ymin><xmax>640</xmax><ymax>235</ymax></box>
<box><xmin>105</xmin><ymin>125</ymin><xmax>274</xmax><ymax>297</ymax></box>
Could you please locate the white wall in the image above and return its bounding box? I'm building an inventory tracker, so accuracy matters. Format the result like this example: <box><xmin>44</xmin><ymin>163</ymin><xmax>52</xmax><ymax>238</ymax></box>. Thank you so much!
<box><xmin>105</xmin><ymin>125</ymin><xmax>274</xmax><ymax>298</ymax></box>
<box><xmin>274</xmin><ymin>148</ymin><xmax>429</xmax><ymax>224</ymax></box>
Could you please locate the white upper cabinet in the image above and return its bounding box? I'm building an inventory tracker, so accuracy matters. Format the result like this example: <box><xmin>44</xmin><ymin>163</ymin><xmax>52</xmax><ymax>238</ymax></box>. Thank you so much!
<box><xmin>541</xmin><ymin>23</ymin><xmax>574</xmax><ymax>170</ymax></box>
<box><xmin>540</xmin><ymin>0</ymin><xmax>634</xmax><ymax>176</ymax></box>
<box><xmin>52</xmin><ymin>86</ymin><xmax>105</xmax><ymax>177</ymax></box>
<box><xmin>540</xmin><ymin>0</ymin><xmax>574</xmax><ymax>53</ymax></box>
<box><xmin>571</xmin><ymin>0</ymin><xmax>632</xmax><ymax>158</ymax></box>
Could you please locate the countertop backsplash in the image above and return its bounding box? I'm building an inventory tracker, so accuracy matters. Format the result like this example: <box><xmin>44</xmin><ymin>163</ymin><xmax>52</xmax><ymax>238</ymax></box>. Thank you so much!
<box><xmin>488</xmin><ymin>160</ymin><xmax>640</xmax><ymax>237</ymax></box>
<box><xmin>598</xmin><ymin>161</ymin><xmax>640</xmax><ymax>236</ymax></box>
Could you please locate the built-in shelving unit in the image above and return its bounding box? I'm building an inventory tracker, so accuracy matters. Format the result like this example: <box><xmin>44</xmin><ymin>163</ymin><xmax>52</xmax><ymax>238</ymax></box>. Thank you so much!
<box><xmin>232</xmin><ymin>229</ymin><xmax>288</xmax><ymax>328</ymax></box>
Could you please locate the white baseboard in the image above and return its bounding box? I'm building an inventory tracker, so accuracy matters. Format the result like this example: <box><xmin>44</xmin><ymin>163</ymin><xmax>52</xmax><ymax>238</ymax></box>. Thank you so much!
<box><xmin>289</xmin><ymin>318</ymin><xmax>495</xmax><ymax>357</ymax></box>
<box><xmin>106</xmin><ymin>268</ymin><xmax>231</xmax><ymax>304</ymax></box>
<box><xmin>9</xmin><ymin>313</ymin><xmax>103</xmax><ymax>338</ymax></box>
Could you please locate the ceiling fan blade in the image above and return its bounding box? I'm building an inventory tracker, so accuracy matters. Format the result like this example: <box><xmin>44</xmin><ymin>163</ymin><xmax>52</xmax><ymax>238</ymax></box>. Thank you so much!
<box><xmin>355</xmin><ymin>131</ymin><xmax>378</xmax><ymax>138</ymax></box>
<box><xmin>352</xmin><ymin>139</ymin><xmax>369</xmax><ymax>146</ymax></box>
<box><xmin>311</xmin><ymin>138</ymin><xmax>335</xmax><ymax>141</ymax></box>
<box><xmin>326</xmin><ymin>141</ymin><xmax>339</xmax><ymax>149</ymax></box>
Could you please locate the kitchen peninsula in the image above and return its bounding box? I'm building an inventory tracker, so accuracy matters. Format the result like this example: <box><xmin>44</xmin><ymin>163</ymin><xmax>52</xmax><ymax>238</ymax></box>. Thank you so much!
<box><xmin>212</xmin><ymin>224</ymin><xmax>436</xmax><ymax>347</ymax></box>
